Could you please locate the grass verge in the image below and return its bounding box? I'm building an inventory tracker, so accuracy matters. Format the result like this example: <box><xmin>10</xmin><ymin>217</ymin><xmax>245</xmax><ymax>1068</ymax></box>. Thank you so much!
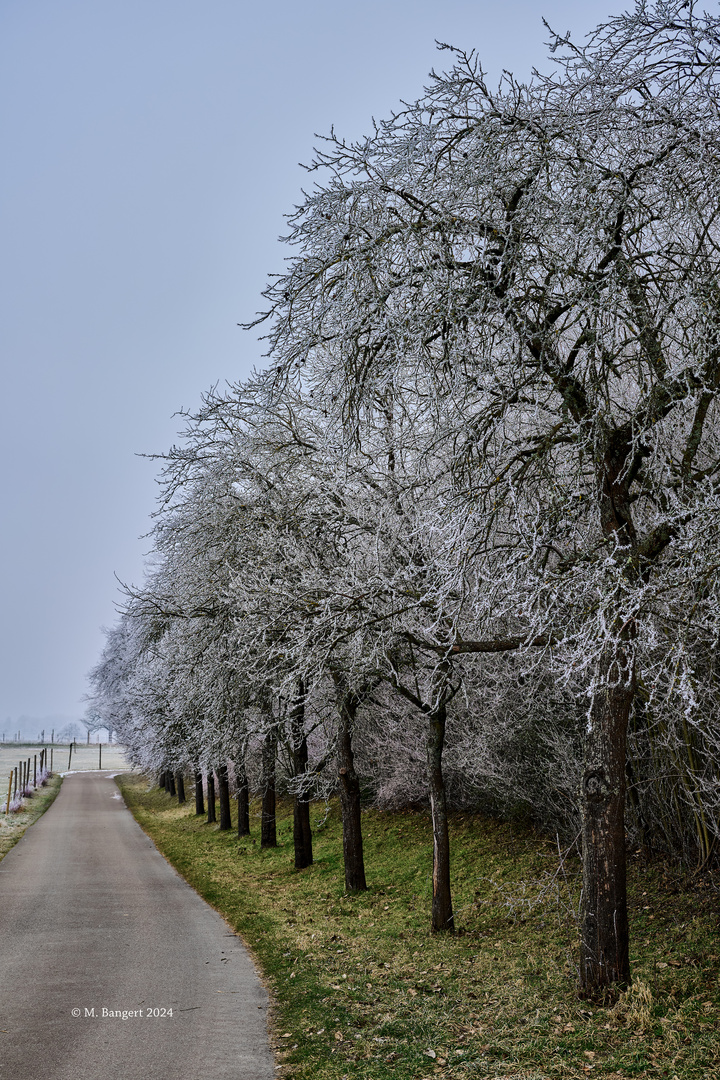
<box><xmin>0</xmin><ymin>774</ymin><xmax>63</xmax><ymax>860</ymax></box>
<box><xmin>117</xmin><ymin>773</ymin><xmax>719</xmax><ymax>1080</ymax></box>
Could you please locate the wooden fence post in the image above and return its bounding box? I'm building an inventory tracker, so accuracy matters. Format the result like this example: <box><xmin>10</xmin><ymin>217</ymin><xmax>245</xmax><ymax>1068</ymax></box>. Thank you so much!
<box><xmin>99</xmin><ymin>743</ymin><xmax>102</xmax><ymax>770</ymax></box>
<box><xmin>33</xmin><ymin>755</ymin><xmax>37</xmax><ymax>788</ymax></box>
<box><xmin>5</xmin><ymin>773</ymin><xmax>12</xmax><ymax>814</ymax></box>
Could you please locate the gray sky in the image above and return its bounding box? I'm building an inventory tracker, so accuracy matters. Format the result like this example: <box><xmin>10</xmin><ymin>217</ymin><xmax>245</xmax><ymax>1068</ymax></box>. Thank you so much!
<box><xmin>0</xmin><ymin>0</ymin><xmax>615</xmax><ymax>723</ymax></box>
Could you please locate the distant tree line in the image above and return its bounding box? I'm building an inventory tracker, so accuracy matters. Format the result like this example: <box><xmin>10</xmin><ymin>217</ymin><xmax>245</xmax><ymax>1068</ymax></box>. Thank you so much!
<box><xmin>88</xmin><ymin>2</ymin><xmax>720</xmax><ymax>999</ymax></box>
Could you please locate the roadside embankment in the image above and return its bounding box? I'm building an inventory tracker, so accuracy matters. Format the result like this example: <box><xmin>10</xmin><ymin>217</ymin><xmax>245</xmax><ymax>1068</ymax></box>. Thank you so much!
<box><xmin>118</xmin><ymin>773</ymin><xmax>719</xmax><ymax>1080</ymax></box>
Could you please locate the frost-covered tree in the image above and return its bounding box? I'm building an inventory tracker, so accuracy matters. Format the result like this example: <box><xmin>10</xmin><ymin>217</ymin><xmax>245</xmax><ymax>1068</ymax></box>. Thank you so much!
<box><xmin>253</xmin><ymin>1</ymin><xmax>720</xmax><ymax>993</ymax></box>
<box><xmin>88</xmin><ymin>1</ymin><xmax>720</xmax><ymax>999</ymax></box>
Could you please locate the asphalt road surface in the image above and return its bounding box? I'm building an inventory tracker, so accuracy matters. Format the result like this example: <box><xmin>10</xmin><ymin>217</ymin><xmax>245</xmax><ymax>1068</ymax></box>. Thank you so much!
<box><xmin>0</xmin><ymin>772</ymin><xmax>275</xmax><ymax>1080</ymax></box>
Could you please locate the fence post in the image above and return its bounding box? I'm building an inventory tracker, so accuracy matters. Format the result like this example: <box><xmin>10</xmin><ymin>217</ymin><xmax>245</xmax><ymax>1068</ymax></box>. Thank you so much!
<box><xmin>34</xmin><ymin>755</ymin><xmax>37</xmax><ymax>788</ymax></box>
<box><xmin>50</xmin><ymin>748</ymin><xmax>54</xmax><ymax>773</ymax></box>
<box><xmin>67</xmin><ymin>744</ymin><xmax>73</xmax><ymax>771</ymax></box>
<box><xmin>5</xmin><ymin>773</ymin><xmax>12</xmax><ymax>814</ymax></box>
<box><xmin>99</xmin><ymin>743</ymin><xmax>102</xmax><ymax>770</ymax></box>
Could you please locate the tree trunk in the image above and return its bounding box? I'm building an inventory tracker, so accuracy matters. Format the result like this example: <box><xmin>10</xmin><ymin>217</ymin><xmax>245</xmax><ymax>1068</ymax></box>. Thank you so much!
<box><xmin>217</xmin><ymin>762</ymin><xmax>232</xmax><ymax>830</ymax></box>
<box><xmin>336</xmin><ymin>684</ymin><xmax>367</xmax><ymax>891</ymax></box>
<box><xmin>236</xmin><ymin>758</ymin><xmax>250</xmax><ymax>837</ymax></box>
<box><xmin>207</xmin><ymin>772</ymin><xmax>216</xmax><ymax>824</ymax></box>
<box><xmin>426</xmin><ymin>703</ymin><xmax>454</xmax><ymax>932</ymax></box>
<box><xmin>194</xmin><ymin>770</ymin><xmax>204</xmax><ymax>816</ymax></box>
<box><xmin>579</xmin><ymin>645</ymin><xmax>633</xmax><ymax>997</ymax></box>
<box><xmin>167</xmin><ymin>770</ymin><xmax>176</xmax><ymax>797</ymax></box>
<box><xmin>175</xmin><ymin>771</ymin><xmax>186</xmax><ymax>804</ymax></box>
<box><xmin>159</xmin><ymin>771</ymin><xmax>166</xmax><ymax>790</ymax></box>
<box><xmin>291</xmin><ymin>684</ymin><xmax>313</xmax><ymax>869</ymax></box>
<box><xmin>260</xmin><ymin>730</ymin><xmax>276</xmax><ymax>848</ymax></box>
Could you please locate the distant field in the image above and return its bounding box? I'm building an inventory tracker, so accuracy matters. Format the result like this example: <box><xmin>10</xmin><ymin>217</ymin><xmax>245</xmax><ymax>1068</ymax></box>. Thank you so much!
<box><xmin>0</xmin><ymin>742</ymin><xmax>129</xmax><ymax>783</ymax></box>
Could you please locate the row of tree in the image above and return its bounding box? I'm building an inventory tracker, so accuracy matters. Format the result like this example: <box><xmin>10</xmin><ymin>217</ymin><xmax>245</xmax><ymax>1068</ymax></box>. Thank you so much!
<box><xmin>89</xmin><ymin>2</ymin><xmax>720</xmax><ymax>999</ymax></box>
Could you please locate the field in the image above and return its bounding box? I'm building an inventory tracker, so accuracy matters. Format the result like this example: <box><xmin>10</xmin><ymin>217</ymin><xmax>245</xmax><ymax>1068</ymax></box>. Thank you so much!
<box><xmin>118</xmin><ymin>774</ymin><xmax>720</xmax><ymax>1080</ymax></box>
<box><xmin>0</xmin><ymin>741</ymin><xmax>129</xmax><ymax>785</ymax></box>
<box><xmin>0</xmin><ymin>742</ymin><xmax>129</xmax><ymax>858</ymax></box>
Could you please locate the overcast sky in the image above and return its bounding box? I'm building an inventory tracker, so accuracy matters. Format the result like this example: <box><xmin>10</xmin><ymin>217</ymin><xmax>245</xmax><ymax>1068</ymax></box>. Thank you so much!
<box><xmin>0</xmin><ymin>0</ymin><xmax>616</xmax><ymax>725</ymax></box>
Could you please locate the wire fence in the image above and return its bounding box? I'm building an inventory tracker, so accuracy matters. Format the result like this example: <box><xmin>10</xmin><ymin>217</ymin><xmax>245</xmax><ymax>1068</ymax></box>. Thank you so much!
<box><xmin>2</xmin><ymin>743</ymin><xmax>129</xmax><ymax>814</ymax></box>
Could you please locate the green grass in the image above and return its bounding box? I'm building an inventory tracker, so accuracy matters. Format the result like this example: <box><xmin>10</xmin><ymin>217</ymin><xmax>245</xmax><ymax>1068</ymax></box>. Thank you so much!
<box><xmin>117</xmin><ymin>774</ymin><xmax>719</xmax><ymax>1080</ymax></box>
<box><xmin>0</xmin><ymin>774</ymin><xmax>63</xmax><ymax>860</ymax></box>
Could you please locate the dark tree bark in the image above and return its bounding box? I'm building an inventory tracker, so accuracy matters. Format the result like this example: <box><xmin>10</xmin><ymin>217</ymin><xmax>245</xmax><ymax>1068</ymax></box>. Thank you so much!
<box><xmin>236</xmin><ymin>757</ymin><xmax>250</xmax><ymax>837</ymax></box>
<box><xmin>333</xmin><ymin>676</ymin><xmax>367</xmax><ymax>891</ymax></box>
<box><xmin>217</xmin><ymin>762</ymin><xmax>232</xmax><ymax>830</ymax></box>
<box><xmin>207</xmin><ymin>772</ymin><xmax>216</xmax><ymax>824</ymax></box>
<box><xmin>175</xmin><ymin>771</ymin><xmax>186</xmax><ymax>803</ymax></box>
<box><xmin>579</xmin><ymin>644</ymin><xmax>633</xmax><ymax>996</ymax></box>
<box><xmin>194</xmin><ymin>770</ymin><xmax>204</xmax><ymax>816</ymax></box>
<box><xmin>167</xmin><ymin>770</ymin><xmax>176</xmax><ymax>797</ymax></box>
<box><xmin>260</xmin><ymin>730</ymin><xmax>276</xmax><ymax>848</ymax></box>
<box><xmin>159</xmin><ymin>771</ymin><xmax>166</xmax><ymax>790</ymax></box>
<box><xmin>290</xmin><ymin>683</ymin><xmax>313</xmax><ymax>869</ymax></box>
<box><xmin>391</xmin><ymin>668</ymin><xmax>455</xmax><ymax>933</ymax></box>
<box><xmin>426</xmin><ymin>702</ymin><xmax>454</xmax><ymax>932</ymax></box>
<box><xmin>578</xmin><ymin>443</ymin><xmax>641</xmax><ymax>997</ymax></box>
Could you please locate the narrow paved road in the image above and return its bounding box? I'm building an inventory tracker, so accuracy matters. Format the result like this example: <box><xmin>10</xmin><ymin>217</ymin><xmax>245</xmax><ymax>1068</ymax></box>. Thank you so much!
<box><xmin>0</xmin><ymin>773</ymin><xmax>275</xmax><ymax>1080</ymax></box>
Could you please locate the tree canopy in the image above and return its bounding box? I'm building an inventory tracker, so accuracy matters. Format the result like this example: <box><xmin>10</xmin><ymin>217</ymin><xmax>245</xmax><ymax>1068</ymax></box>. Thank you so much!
<box><xmin>89</xmin><ymin>2</ymin><xmax>720</xmax><ymax>997</ymax></box>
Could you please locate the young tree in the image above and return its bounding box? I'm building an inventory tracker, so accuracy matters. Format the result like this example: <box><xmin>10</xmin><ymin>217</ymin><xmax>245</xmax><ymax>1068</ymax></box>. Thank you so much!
<box><xmin>194</xmin><ymin>770</ymin><xmax>205</xmax><ymax>816</ymax></box>
<box><xmin>235</xmin><ymin>754</ymin><xmax>250</xmax><ymax>837</ymax></box>
<box><xmin>332</xmin><ymin>672</ymin><xmax>368</xmax><ymax>892</ymax></box>
<box><xmin>260</xmin><ymin>728</ymin><xmax>277</xmax><ymax>848</ymax></box>
<box><xmin>206</xmin><ymin>772</ymin><xmax>217</xmax><ymax>824</ymax></box>
<box><xmin>217</xmin><ymin>763</ymin><xmax>232</xmax><ymax>830</ymax></box>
